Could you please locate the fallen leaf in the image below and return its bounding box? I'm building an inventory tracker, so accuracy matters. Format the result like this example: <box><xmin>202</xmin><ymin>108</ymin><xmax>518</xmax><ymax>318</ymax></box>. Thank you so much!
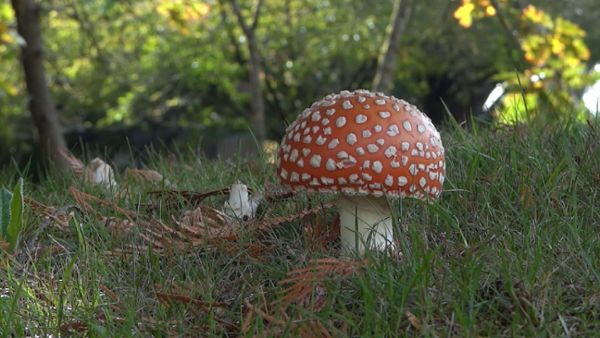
<box><xmin>405</xmin><ymin>310</ymin><xmax>422</xmax><ymax>330</ymax></box>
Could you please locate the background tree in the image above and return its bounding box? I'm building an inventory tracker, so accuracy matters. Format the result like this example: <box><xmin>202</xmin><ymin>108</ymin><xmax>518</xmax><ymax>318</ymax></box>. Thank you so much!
<box><xmin>224</xmin><ymin>0</ymin><xmax>267</xmax><ymax>142</ymax></box>
<box><xmin>10</xmin><ymin>0</ymin><xmax>69</xmax><ymax>172</ymax></box>
<box><xmin>372</xmin><ymin>0</ymin><xmax>413</xmax><ymax>93</ymax></box>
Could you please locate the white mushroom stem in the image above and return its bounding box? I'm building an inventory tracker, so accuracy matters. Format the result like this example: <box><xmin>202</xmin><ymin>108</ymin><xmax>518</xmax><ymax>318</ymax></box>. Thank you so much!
<box><xmin>336</xmin><ymin>195</ymin><xmax>395</xmax><ymax>255</ymax></box>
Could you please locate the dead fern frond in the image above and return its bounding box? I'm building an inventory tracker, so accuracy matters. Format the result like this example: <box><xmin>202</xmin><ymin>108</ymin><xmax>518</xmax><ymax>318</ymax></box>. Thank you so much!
<box><xmin>69</xmin><ymin>186</ymin><xmax>134</xmax><ymax>221</ymax></box>
<box><xmin>278</xmin><ymin>258</ymin><xmax>365</xmax><ymax>309</ymax></box>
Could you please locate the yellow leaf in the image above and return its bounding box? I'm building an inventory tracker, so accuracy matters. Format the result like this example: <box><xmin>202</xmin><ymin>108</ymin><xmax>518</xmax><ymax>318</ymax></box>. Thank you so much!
<box><xmin>485</xmin><ymin>5</ymin><xmax>496</xmax><ymax>16</ymax></box>
<box><xmin>0</xmin><ymin>32</ymin><xmax>13</xmax><ymax>44</ymax></box>
<box><xmin>551</xmin><ymin>36</ymin><xmax>565</xmax><ymax>55</ymax></box>
<box><xmin>454</xmin><ymin>1</ymin><xmax>475</xmax><ymax>28</ymax></box>
<box><xmin>522</xmin><ymin>5</ymin><xmax>546</xmax><ymax>24</ymax></box>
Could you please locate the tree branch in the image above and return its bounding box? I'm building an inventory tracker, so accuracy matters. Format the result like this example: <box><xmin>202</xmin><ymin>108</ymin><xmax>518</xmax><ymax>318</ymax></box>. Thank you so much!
<box><xmin>250</xmin><ymin>0</ymin><xmax>265</xmax><ymax>31</ymax></box>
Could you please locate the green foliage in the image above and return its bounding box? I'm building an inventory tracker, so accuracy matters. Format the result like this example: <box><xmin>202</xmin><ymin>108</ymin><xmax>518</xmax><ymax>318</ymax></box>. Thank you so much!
<box><xmin>454</xmin><ymin>1</ymin><xmax>598</xmax><ymax>123</ymax></box>
<box><xmin>0</xmin><ymin>0</ymin><xmax>599</xmax><ymax>162</ymax></box>
<box><xmin>0</xmin><ymin>178</ymin><xmax>24</xmax><ymax>252</ymax></box>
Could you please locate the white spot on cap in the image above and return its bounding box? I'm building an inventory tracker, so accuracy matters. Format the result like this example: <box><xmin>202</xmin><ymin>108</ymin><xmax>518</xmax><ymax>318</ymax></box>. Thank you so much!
<box><xmin>391</xmin><ymin>160</ymin><xmax>400</xmax><ymax>168</ymax></box>
<box><xmin>310</xmin><ymin>155</ymin><xmax>322</xmax><ymax>168</ymax></box>
<box><xmin>416</xmin><ymin>142</ymin><xmax>424</xmax><ymax>151</ymax></box>
<box><xmin>326</xmin><ymin>108</ymin><xmax>336</xmax><ymax>116</ymax></box>
<box><xmin>373</xmin><ymin>124</ymin><xmax>383</xmax><ymax>132</ymax></box>
<box><xmin>376</xmin><ymin>138</ymin><xmax>385</xmax><ymax>146</ymax></box>
<box><xmin>280</xmin><ymin>169</ymin><xmax>288</xmax><ymax>179</ymax></box>
<box><xmin>409</xmin><ymin>164</ymin><xmax>417</xmax><ymax>176</ymax></box>
<box><xmin>403</xmin><ymin>120</ymin><xmax>412</xmax><ymax>132</ymax></box>
<box><xmin>419</xmin><ymin>177</ymin><xmax>427</xmax><ymax>188</ymax></box>
<box><xmin>362</xmin><ymin>129</ymin><xmax>372</xmax><ymax>138</ymax></box>
<box><xmin>347</xmin><ymin>133</ymin><xmax>358</xmax><ymax>145</ymax></box>
<box><xmin>326</xmin><ymin>158</ymin><xmax>336</xmax><ymax>171</ymax></box>
<box><xmin>301</xmin><ymin>121</ymin><xmax>307</xmax><ymax>128</ymax></box>
<box><xmin>375</xmin><ymin>99</ymin><xmax>386</xmax><ymax>106</ymax></box>
<box><xmin>336</xmin><ymin>116</ymin><xmax>347</xmax><ymax>128</ymax></box>
<box><xmin>338</xmin><ymin>177</ymin><xmax>347</xmax><ymax>185</ymax></box>
<box><xmin>384</xmin><ymin>146</ymin><xmax>397</xmax><ymax>158</ymax></box>
<box><xmin>321</xmin><ymin>177</ymin><xmax>334</xmax><ymax>185</ymax></box>
<box><xmin>303</xmin><ymin>135</ymin><xmax>312</xmax><ymax>144</ymax></box>
<box><xmin>362</xmin><ymin>173</ymin><xmax>373</xmax><ymax>181</ymax></box>
<box><xmin>429</xmin><ymin>172</ymin><xmax>438</xmax><ymax>180</ymax></box>
<box><xmin>357</xmin><ymin>96</ymin><xmax>366</xmax><ymax>103</ymax></box>
<box><xmin>290</xmin><ymin>149</ymin><xmax>299</xmax><ymax>162</ymax></box>
<box><xmin>418</xmin><ymin>124</ymin><xmax>426</xmax><ymax>134</ymax></box>
<box><xmin>311</xmin><ymin>111</ymin><xmax>321</xmax><ymax>122</ymax></box>
<box><xmin>401</xmin><ymin>142</ymin><xmax>410</xmax><ymax>151</ymax></box>
<box><xmin>356</xmin><ymin>114</ymin><xmax>367</xmax><ymax>124</ymax></box>
<box><xmin>297</xmin><ymin>158</ymin><xmax>304</xmax><ymax>167</ymax></box>
<box><xmin>301</xmin><ymin>173</ymin><xmax>311</xmax><ymax>181</ymax></box>
<box><xmin>398</xmin><ymin>176</ymin><xmax>408</xmax><ymax>186</ymax></box>
<box><xmin>378</xmin><ymin>111</ymin><xmax>391</xmax><ymax>118</ymax></box>
<box><xmin>301</xmin><ymin>109</ymin><xmax>311</xmax><ymax>119</ymax></box>
<box><xmin>372</xmin><ymin>161</ymin><xmax>383</xmax><ymax>173</ymax></box>
<box><xmin>321</xmin><ymin>118</ymin><xmax>330</xmax><ymax>126</ymax></box>
<box><xmin>316</xmin><ymin>136</ymin><xmax>327</xmax><ymax>145</ymax></box>
<box><xmin>302</xmin><ymin>148</ymin><xmax>311</xmax><ymax>157</ymax></box>
<box><xmin>336</xmin><ymin>151</ymin><xmax>349</xmax><ymax>159</ymax></box>
<box><xmin>303</xmin><ymin>128</ymin><xmax>310</xmax><ymax>135</ymax></box>
<box><xmin>323</xmin><ymin>127</ymin><xmax>332</xmax><ymax>135</ymax></box>
<box><xmin>290</xmin><ymin>172</ymin><xmax>300</xmax><ymax>182</ymax></box>
<box><xmin>430</xmin><ymin>136</ymin><xmax>438</xmax><ymax>147</ymax></box>
<box><xmin>363</xmin><ymin>104</ymin><xmax>371</xmax><ymax>109</ymax></box>
<box><xmin>409</xmin><ymin>184</ymin><xmax>416</xmax><ymax>193</ymax></box>
<box><xmin>367</xmin><ymin>144</ymin><xmax>379</xmax><ymax>153</ymax></box>
<box><xmin>349</xmin><ymin>174</ymin><xmax>359</xmax><ymax>183</ymax></box>
<box><xmin>362</xmin><ymin>160</ymin><xmax>370</xmax><ymax>169</ymax></box>
<box><xmin>356</xmin><ymin>147</ymin><xmax>365</xmax><ymax>155</ymax></box>
<box><xmin>342</xmin><ymin>100</ymin><xmax>353</xmax><ymax>110</ymax></box>
<box><xmin>328</xmin><ymin>138</ymin><xmax>340</xmax><ymax>149</ymax></box>
<box><xmin>385</xmin><ymin>175</ymin><xmax>394</xmax><ymax>186</ymax></box>
<box><xmin>293</xmin><ymin>133</ymin><xmax>301</xmax><ymax>142</ymax></box>
<box><xmin>312</xmin><ymin>126</ymin><xmax>320</xmax><ymax>133</ymax></box>
<box><xmin>387</xmin><ymin>124</ymin><xmax>400</xmax><ymax>137</ymax></box>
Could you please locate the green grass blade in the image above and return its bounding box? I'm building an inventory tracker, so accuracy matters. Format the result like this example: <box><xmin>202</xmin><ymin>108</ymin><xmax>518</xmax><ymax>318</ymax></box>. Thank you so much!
<box><xmin>0</xmin><ymin>188</ymin><xmax>11</xmax><ymax>239</ymax></box>
<box><xmin>6</xmin><ymin>178</ymin><xmax>23</xmax><ymax>252</ymax></box>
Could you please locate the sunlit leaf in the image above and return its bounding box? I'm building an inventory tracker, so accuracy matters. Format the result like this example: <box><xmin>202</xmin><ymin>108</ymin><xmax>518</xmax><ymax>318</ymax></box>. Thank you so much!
<box><xmin>453</xmin><ymin>1</ymin><xmax>475</xmax><ymax>28</ymax></box>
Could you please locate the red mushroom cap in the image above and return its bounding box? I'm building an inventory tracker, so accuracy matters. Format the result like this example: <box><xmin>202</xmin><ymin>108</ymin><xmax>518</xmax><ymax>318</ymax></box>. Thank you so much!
<box><xmin>277</xmin><ymin>90</ymin><xmax>445</xmax><ymax>200</ymax></box>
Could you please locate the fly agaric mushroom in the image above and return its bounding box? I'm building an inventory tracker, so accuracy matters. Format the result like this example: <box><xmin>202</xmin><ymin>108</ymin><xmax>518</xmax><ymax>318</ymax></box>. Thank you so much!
<box><xmin>277</xmin><ymin>89</ymin><xmax>445</xmax><ymax>255</ymax></box>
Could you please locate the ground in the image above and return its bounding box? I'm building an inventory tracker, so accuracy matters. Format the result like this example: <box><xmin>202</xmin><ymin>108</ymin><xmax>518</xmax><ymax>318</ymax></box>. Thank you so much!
<box><xmin>1</xmin><ymin>118</ymin><xmax>599</xmax><ymax>337</ymax></box>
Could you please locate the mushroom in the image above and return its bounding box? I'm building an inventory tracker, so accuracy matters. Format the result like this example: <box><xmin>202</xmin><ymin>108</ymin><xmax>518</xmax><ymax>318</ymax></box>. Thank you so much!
<box><xmin>276</xmin><ymin>90</ymin><xmax>445</xmax><ymax>255</ymax></box>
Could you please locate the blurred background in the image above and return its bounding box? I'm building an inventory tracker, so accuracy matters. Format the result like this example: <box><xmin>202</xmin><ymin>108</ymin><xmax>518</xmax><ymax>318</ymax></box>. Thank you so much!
<box><xmin>1</xmin><ymin>0</ymin><xmax>599</xmax><ymax>171</ymax></box>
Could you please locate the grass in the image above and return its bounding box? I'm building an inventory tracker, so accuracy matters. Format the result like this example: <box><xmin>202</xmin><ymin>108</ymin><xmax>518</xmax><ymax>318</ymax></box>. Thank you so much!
<box><xmin>1</xmin><ymin>118</ymin><xmax>599</xmax><ymax>337</ymax></box>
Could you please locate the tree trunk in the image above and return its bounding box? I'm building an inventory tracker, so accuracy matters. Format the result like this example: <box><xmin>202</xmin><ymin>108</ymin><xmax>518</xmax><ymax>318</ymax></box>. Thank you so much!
<box><xmin>246</xmin><ymin>31</ymin><xmax>267</xmax><ymax>143</ymax></box>
<box><xmin>229</xmin><ymin>0</ymin><xmax>267</xmax><ymax>143</ymax></box>
<box><xmin>11</xmin><ymin>0</ymin><xmax>70</xmax><ymax>172</ymax></box>
<box><xmin>372</xmin><ymin>0</ymin><xmax>413</xmax><ymax>93</ymax></box>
